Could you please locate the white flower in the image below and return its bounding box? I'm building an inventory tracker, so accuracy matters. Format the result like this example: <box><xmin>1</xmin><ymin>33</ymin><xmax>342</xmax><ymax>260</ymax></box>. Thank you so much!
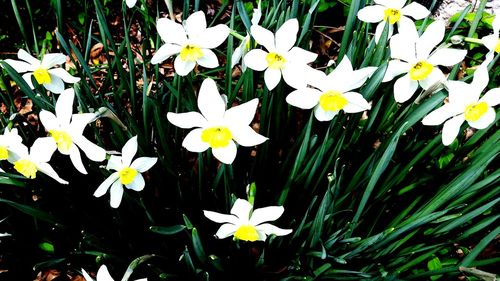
<box><xmin>203</xmin><ymin>198</ymin><xmax>292</xmax><ymax>242</ymax></box>
<box><xmin>357</xmin><ymin>0</ymin><xmax>430</xmax><ymax>43</ymax></box>
<box><xmin>0</xmin><ymin>128</ymin><xmax>23</xmax><ymax>161</ymax></box>
<box><xmin>39</xmin><ymin>88</ymin><xmax>106</xmax><ymax>174</ymax></box>
<box><xmin>167</xmin><ymin>78</ymin><xmax>268</xmax><ymax>164</ymax></box>
<box><xmin>422</xmin><ymin>64</ymin><xmax>499</xmax><ymax>146</ymax></box>
<box><xmin>231</xmin><ymin>0</ymin><xmax>262</xmax><ymax>71</ymax></box>
<box><xmin>125</xmin><ymin>0</ymin><xmax>137</xmax><ymax>8</ymax></box>
<box><xmin>93</xmin><ymin>136</ymin><xmax>157</xmax><ymax>208</ymax></box>
<box><xmin>151</xmin><ymin>11</ymin><xmax>229</xmax><ymax>76</ymax></box>
<box><xmin>383</xmin><ymin>20</ymin><xmax>467</xmax><ymax>103</ymax></box>
<box><xmin>286</xmin><ymin>55</ymin><xmax>376</xmax><ymax>122</ymax></box>
<box><xmin>82</xmin><ymin>264</ymin><xmax>147</xmax><ymax>281</ymax></box>
<box><xmin>481</xmin><ymin>9</ymin><xmax>500</xmax><ymax>54</ymax></box>
<box><xmin>3</xmin><ymin>49</ymin><xmax>80</xmax><ymax>94</ymax></box>
<box><xmin>7</xmin><ymin>138</ymin><xmax>68</xmax><ymax>184</ymax></box>
<box><xmin>243</xmin><ymin>18</ymin><xmax>318</xmax><ymax>90</ymax></box>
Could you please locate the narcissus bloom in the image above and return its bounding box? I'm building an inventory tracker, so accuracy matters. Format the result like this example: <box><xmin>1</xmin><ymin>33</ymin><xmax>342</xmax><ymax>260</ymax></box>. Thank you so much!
<box><xmin>4</xmin><ymin>49</ymin><xmax>80</xmax><ymax>94</ymax></box>
<box><xmin>167</xmin><ymin>78</ymin><xmax>267</xmax><ymax>164</ymax></box>
<box><xmin>151</xmin><ymin>11</ymin><xmax>229</xmax><ymax>76</ymax></box>
<box><xmin>357</xmin><ymin>0</ymin><xmax>430</xmax><ymax>43</ymax></box>
<box><xmin>243</xmin><ymin>18</ymin><xmax>318</xmax><ymax>90</ymax></box>
<box><xmin>422</xmin><ymin>64</ymin><xmax>499</xmax><ymax>145</ymax></box>
<box><xmin>0</xmin><ymin>128</ymin><xmax>23</xmax><ymax>161</ymax></box>
<box><xmin>8</xmin><ymin>138</ymin><xmax>68</xmax><ymax>184</ymax></box>
<box><xmin>383</xmin><ymin>20</ymin><xmax>467</xmax><ymax>103</ymax></box>
<box><xmin>39</xmin><ymin>88</ymin><xmax>106</xmax><ymax>174</ymax></box>
<box><xmin>231</xmin><ymin>1</ymin><xmax>262</xmax><ymax>71</ymax></box>
<box><xmin>203</xmin><ymin>198</ymin><xmax>292</xmax><ymax>242</ymax></box>
<box><xmin>93</xmin><ymin>136</ymin><xmax>157</xmax><ymax>208</ymax></box>
<box><xmin>286</xmin><ymin>56</ymin><xmax>376</xmax><ymax>121</ymax></box>
<box><xmin>125</xmin><ymin>0</ymin><xmax>137</xmax><ymax>8</ymax></box>
<box><xmin>481</xmin><ymin>9</ymin><xmax>499</xmax><ymax>54</ymax></box>
<box><xmin>82</xmin><ymin>264</ymin><xmax>146</xmax><ymax>281</ymax></box>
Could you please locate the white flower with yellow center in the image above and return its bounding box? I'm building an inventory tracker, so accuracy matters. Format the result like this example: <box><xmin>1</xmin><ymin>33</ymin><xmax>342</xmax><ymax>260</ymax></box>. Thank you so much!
<box><xmin>151</xmin><ymin>11</ymin><xmax>229</xmax><ymax>76</ymax></box>
<box><xmin>231</xmin><ymin>1</ymin><xmax>262</xmax><ymax>71</ymax></box>
<box><xmin>422</xmin><ymin>64</ymin><xmax>499</xmax><ymax>146</ymax></box>
<box><xmin>3</xmin><ymin>49</ymin><xmax>80</xmax><ymax>94</ymax></box>
<box><xmin>93</xmin><ymin>136</ymin><xmax>157</xmax><ymax>208</ymax></box>
<box><xmin>82</xmin><ymin>264</ymin><xmax>147</xmax><ymax>281</ymax></box>
<box><xmin>39</xmin><ymin>88</ymin><xmax>106</xmax><ymax>174</ymax></box>
<box><xmin>167</xmin><ymin>78</ymin><xmax>268</xmax><ymax>164</ymax></box>
<box><xmin>481</xmin><ymin>10</ymin><xmax>500</xmax><ymax>54</ymax></box>
<box><xmin>7</xmin><ymin>138</ymin><xmax>68</xmax><ymax>184</ymax></box>
<box><xmin>357</xmin><ymin>0</ymin><xmax>430</xmax><ymax>43</ymax></box>
<box><xmin>286</xmin><ymin>55</ymin><xmax>376</xmax><ymax>122</ymax></box>
<box><xmin>203</xmin><ymin>198</ymin><xmax>292</xmax><ymax>242</ymax></box>
<box><xmin>243</xmin><ymin>18</ymin><xmax>318</xmax><ymax>90</ymax></box>
<box><xmin>0</xmin><ymin>128</ymin><xmax>23</xmax><ymax>161</ymax></box>
<box><xmin>383</xmin><ymin>20</ymin><xmax>467</xmax><ymax>103</ymax></box>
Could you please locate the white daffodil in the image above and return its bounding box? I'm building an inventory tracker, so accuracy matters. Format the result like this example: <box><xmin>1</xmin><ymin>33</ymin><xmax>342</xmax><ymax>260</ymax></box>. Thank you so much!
<box><xmin>167</xmin><ymin>78</ymin><xmax>268</xmax><ymax>164</ymax></box>
<box><xmin>286</xmin><ymin>55</ymin><xmax>376</xmax><ymax>122</ymax></box>
<box><xmin>203</xmin><ymin>198</ymin><xmax>292</xmax><ymax>242</ymax></box>
<box><xmin>151</xmin><ymin>11</ymin><xmax>229</xmax><ymax>76</ymax></box>
<box><xmin>4</xmin><ymin>49</ymin><xmax>80</xmax><ymax>94</ymax></box>
<box><xmin>243</xmin><ymin>18</ymin><xmax>318</xmax><ymax>90</ymax></box>
<box><xmin>357</xmin><ymin>0</ymin><xmax>430</xmax><ymax>43</ymax></box>
<box><xmin>383</xmin><ymin>20</ymin><xmax>467</xmax><ymax>103</ymax></box>
<box><xmin>125</xmin><ymin>0</ymin><xmax>137</xmax><ymax>8</ymax></box>
<box><xmin>422</xmin><ymin>64</ymin><xmax>499</xmax><ymax>146</ymax></box>
<box><xmin>481</xmin><ymin>9</ymin><xmax>499</xmax><ymax>54</ymax></box>
<box><xmin>39</xmin><ymin>88</ymin><xmax>106</xmax><ymax>174</ymax></box>
<box><xmin>0</xmin><ymin>128</ymin><xmax>24</xmax><ymax>161</ymax></box>
<box><xmin>7</xmin><ymin>138</ymin><xmax>68</xmax><ymax>184</ymax></box>
<box><xmin>93</xmin><ymin>136</ymin><xmax>157</xmax><ymax>208</ymax></box>
<box><xmin>231</xmin><ymin>0</ymin><xmax>262</xmax><ymax>71</ymax></box>
<box><xmin>82</xmin><ymin>264</ymin><xmax>147</xmax><ymax>281</ymax></box>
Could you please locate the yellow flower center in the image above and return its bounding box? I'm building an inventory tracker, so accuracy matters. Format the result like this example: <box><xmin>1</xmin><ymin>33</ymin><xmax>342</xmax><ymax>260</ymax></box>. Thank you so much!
<box><xmin>384</xmin><ymin>8</ymin><xmax>401</xmax><ymax>25</ymax></box>
<box><xmin>0</xmin><ymin>146</ymin><xmax>8</xmax><ymax>160</ymax></box>
<box><xmin>33</xmin><ymin>67</ymin><xmax>51</xmax><ymax>85</ymax></box>
<box><xmin>266</xmin><ymin>52</ymin><xmax>286</xmax><ymax>69</ymax></box>
<box><xmin>495</xmin><ymin>39</ymin><xmax>500</xmax><ymax>53</ymax></box>
<box><xmin>14</xmin><ymin>159</ymin><xmax>37</xmax><ymax>179</ymax></box>
<box><xmin>464</xmin><ymin>102</ymin><xmax>488</xmax><ymax>122</ymax></box>
<box><xmin>119</xmin><ymin>167</ymin><xmax>138</xmax><ymax>185</ymax></box>
<box><xmin>49</xmin><ymin>130</ymin><xmax>73</xmax><ymax>154</ymax></box>
<box><xmin>201</xmin><ymin>127</ymin><xmax>233</xmax><ymax>148</ymax></box>
<box><xmin>319</xmin><ymin>90</ymin><xmax>348</xmax><ymax>112</ymax></box>
<box><xmin>234</xmin><ymin>224</ymin><xmax>259</xmax><ymax>242</ymax></box>
<box><xmin>409</xmin><ymin>61</ymin><xmax>433</xmax><ymax>81</ymax></box>
<box><xmin>179</xmin><ymin>44</ymin><xmax>203</xmax><ymax>62</ymax></box>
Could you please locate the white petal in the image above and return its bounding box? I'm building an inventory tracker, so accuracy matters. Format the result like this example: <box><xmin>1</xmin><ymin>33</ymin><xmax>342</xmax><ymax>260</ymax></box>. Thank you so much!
<box><xmin>389</xmin><ymin>34</ymin><xmax>416</xmax><ymax>63</ymax></box>
<box><xmin>185</xmin><ymin>11</ymin><xmax>207</xmax><ymax>39</ymax></box>
<box><xmin>173</xmin><ymin>55</ymin><xmax>196</xmax><ymax>76</ymax></box>
<box><xmin>7</xmin><ymin>143</ymin><xmax>28</xmax><ymax>162</ymax></box>
<box><xmin>109</xmin><ymin>180</ymin><xmax>124</xmax><ymax>208</ymax></box>
<box><xmin>446</xmin><ymin>81</ymin><xmax>478</xmax><ymax>105</ymax></box>
<box><xmin>243</xmin><ymin>49</ymin><xmax>268</xmax><ymax>71</ymax></box>
<box><xmin>22</xmin><ymin>73</ymin><xmax>34</xmax><ymax>89</ymax></box>
<box><xmin>130</xmin><ymin>157</ymin><xmax>157</xmax><ymax>172</ymax></box>
<box><xmin>422</xmin><ymin>103</ymin><xmax>456</xmax><ymax>125</ymax></box>
<box><xmin>343</xmin><ymin>92</ymin><xmax>371</xmax><ymax>113</ymax></box>
<box><xmin>250</xmin><ymin>25</ymin><xmax>276</xmax><ymax>52</ymax></box>
<box><xmin>480</xmin><ymin>88</ymin><xmax>500</xmax><ymax>106</ymax></box>
<box><xmin>419</xmin><ymin>67</ymin><xmax>445</xmax><ymax>90</ymax></box>
<box><xmin>121</xmin><ymin>136</ymin><xmax>138</xmax><ymax>167</ymax></box>
<box><xmin>194</xmin><ymin>24</ymin><xmax>229</xmax><ymax>49</ymax></box>
<box><xmin>68</xmin><ymin>113</ymin><xmax>96</xmax><ymax>136</ymax></box>
<box><xmin>357</xmin><ymin>5</ymin><xmax>385</xmax><ymax>23</ymax></box>
<box><xmin>96</xmin><ymin>265</ymin><xmax>114</xmax><ymax>281</ymax></box>
<box><xmin>43</xmin><ymin>75</ymin><xmax>65</xmax><ymax>94</ymax></box>
<box><xmin>282</xmin><ymin>63</ymin><xmax>309</xmax><ymax>89</ymax></box>
<box><xmin>417</xmin><ymin>20</ymin><xmax>445</xmax><ymax>60</ymax></box>
<box><xmin>203</xmin><ymin>210</ymin><xmax>239</xmax><ymax>224</ymax></box>
<box><xmin>212</xmin><ymin>140</ymin><xmax>237</xmax><ymax>164</ymax></box>
<box><xmin>69</xmin><ymin>145</ymin><xmax>87</xmax><ymax>174</ymax></box>
<box><xmin>275</xmin><ymin>18</ymin><xmax>299</xmax><ymax>53</ymax></box>
<box><xmin>249</xmin><ymin>206</ymin><xmax>284</xmax><ymax>226</ymax></box>
<box><xmin>287</xmin><ymin>47</ymin><xmax>318</xmax><ymax>64</ymax></box>
<box><xmin>48</xmin><ymin>68</ymin><xmax>80</xmax><ymax>83</ymax></box>
<box><xmin>397</xmin><ymin>16</ymin><xmax>419</xmax><ymax>42</ymax></box>
<box><xmin>442</xmin><ymin>114</ymin><xmax>465</xmax><ymax>145</ymax></box>
<box><xmin>264</xmin><ymin>68</ymin><xmax>282</xmax><ymax>91</ymax></box>
<box><xmin>286</xmin><ymin>88</ymin><xmax>320</xmax><ymax>109</ymax></box>
<box><xmin>329</xmin><ymin>55</ymin><xmax>353</xmax><ymax>78</ymax></box>
<box><xmin>37</xmin><ymin>162</ymin><xmax>68</xmax><ymax>184</ymax></box>
<box><xmin>230</xmin><ymin>126</ymin><xmax>267</xmax><ymax>147</ymax></box>
<box><xmin>151</xmin><ymin>43</ymin><xmax>181</xmax><ymax>64</ymax></box>
<box><xmin>468</xmin><ymin>107</ymin><xmax>495</xmax><ymax>129</ymax></box>
<box><xmin>167</xmin><ymin>112</ymin><xmax>207</xmax><ymax>129</ymax></box>
<box><xmin>471</xmin><ymin>64</ymin><xmax>490</xmax><ymax>92</ymax></box>
<box><xmin>17</xmin><ymin>49</ymin><xmax>40</xmax><ymax>66</ymax></box>
<box><xmin>73</xmin><ymin>135</ymin><xmax>106</xmax><ymax>162</ymax></box>
<box><xmin>94</xmin><ymin>173</ymin><xmax>119</xmax><ymax>197</ymax></box>
<box><xmin>39</xmin><ymin>110</ymin><xmax>60</xmax><ymax>132</ymax></box>
<box><xmin>41</xmin><ymin>53</ymin><xmax>66</xmax><ymax>68</ymax></box>
<box><xmin>157</xmin><ymin>18</ymin><xmax>187</xmax><ymax>45</ymax></box>
<box><xmin>214</xmin><ymin>223</ymin><xmax>238</xmax><ymax>239</ymax></box>
<box><xmin>106</xmin><ymin>155</ymin><xmax>123</xmax><ymax>171</ymax></box>
<box><xmin>126</xmin><ymin>0</ymin><xmax>137</xmax><ymax>8</ymax></box>
<box><xmin>230</xmin><ymin>199</ymin><xmax>253</xmax><ymax>221</ymax></box>
<box><xmin>255</xmin><ymin>223</ymin><xmax>292</xmax><ymax>237</ymax></box>
<box><xmin>231</xmin><ymin>42</ymin><xmax>244</xmax><ymax>68</ymax></box>
<box><xmin>481</xmin><ymin>34</ymin><xmax>498</xmax><ymax>52</ymax></box>
<box><xmin>30</xmin><ymin>137</ymin><xmax>57</xmax><ymax>163</ymax></box>
<box><xmin>81</xmin><ymin>268</ymin><xmax>94</xmax><ymax>281</ymax></box>
<box><xmin>224</xmin><ymin>98</ymin><xmax>259</xmax><ymax>126</ymax></box>
<box><xmin>427</xmin><ymin>48</ymin><xmax>467</xmax><ymax>67</ymax></box>
<box><xmin>3</xmin><ymin>59</ymin><xmax>34</xmax><ymax>73</ymax></box>
<box><xmin>125</xmin><ymin>173</ymin><xmax>145</xmax><ymax>191</ymax></box>
<box><xmin>383</xmin><ymin>60</ymin><xmax>411</xmax><ymax>82</ymax></box>
<box><xmin>314</xmin><ymin>105</ymin><xmax>338</xmax><ymax>121</ymax></box>
<box><xmin>393</xmin><ymin>74</ymin><xmax>419</xmax><ymax>103</ymax></box>
<box><xmin>198</xmin><ymin>78</ymin><xmax>226</xmax><ymax>122</ymax></box>
<box><xmin>56</xmin><ymin>88</ymin><xmax>75</xmax><ymax>127</ymax></box>
<box><xmin>182</xmin><ymin>128</ymin><xmax>209</xmax><ymax>152</ymax></box>
<box><xmin>401</xmin><ymin>2</ymin><xmax>430</xmax><ymax>19</ymax></box>
<box><xmin>341</xmin><ymin>66</ymin><xmax>378</xmax><ymax>92</ymax></box>
<box><xmin>197</xmin><ymin>49</ymin><xmax>219</xmax><ymax>68</ymax></box>
<box><xmin>375</xmin><ymin>21</ymin><xmax>394</xmax><ymax>44</ymax></box>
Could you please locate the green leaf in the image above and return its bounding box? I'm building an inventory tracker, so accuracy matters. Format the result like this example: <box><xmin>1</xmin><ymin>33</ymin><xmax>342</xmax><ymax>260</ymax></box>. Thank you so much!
<box><xmin>149</xmin><ymin>225</ymin><xmax>186</xmax><ymax>235</ymax></box>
